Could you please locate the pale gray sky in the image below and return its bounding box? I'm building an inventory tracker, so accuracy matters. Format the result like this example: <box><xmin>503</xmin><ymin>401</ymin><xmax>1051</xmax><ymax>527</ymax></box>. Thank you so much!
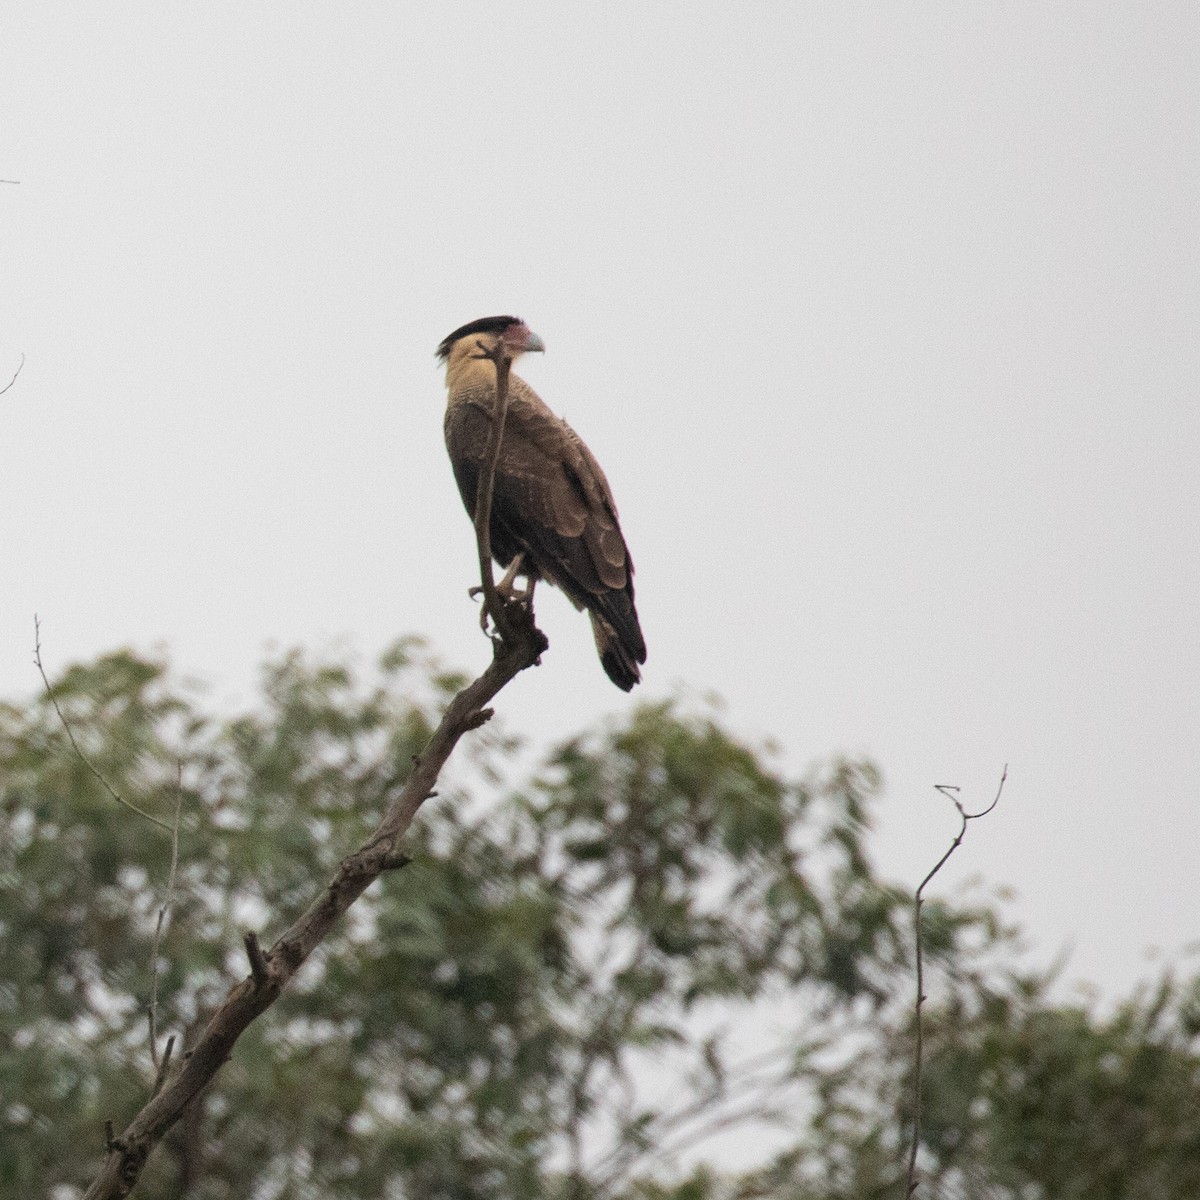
<box><xmin>2</xmin><ymin>3</ymin><xmax>1197</xmax><ymax>998</ymax></box>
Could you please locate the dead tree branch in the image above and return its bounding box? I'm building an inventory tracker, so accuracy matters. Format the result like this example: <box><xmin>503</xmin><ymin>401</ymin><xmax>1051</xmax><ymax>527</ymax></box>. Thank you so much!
<box><xmin>36</xmin><ymin>627</ymin><xmax>184</xmax><ymax>1088</ymax></box>
<box><xmin>80</xmin><ymin>351</ymin><xmax>548</xmax><ymax>1200</ymax></box>
<box><xmin>904</xmin><ymin>765</ymin><xmax>1007</xmax><ymax>1197</ymax></box>
<box><xmin>148</xmin><ymin>768</ymin><xmax>183</xmax><ymax>1071</ymax></box>
<box><xmin>34</xmin><ymin>616</ymin><xmax>174</xmax><ymax>833</ymax></box>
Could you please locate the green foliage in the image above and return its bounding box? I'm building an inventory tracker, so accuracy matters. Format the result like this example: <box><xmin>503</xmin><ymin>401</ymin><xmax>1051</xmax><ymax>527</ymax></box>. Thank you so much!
<box><xmin>916</xmin><ymin>972</ymin><xmax>1200</xmax><ymax>1200</ymax></box>
<box><xmin>1</xmin><ymin>641</ymin><xmax>1198</xmax><ymax>1198</ymax></box>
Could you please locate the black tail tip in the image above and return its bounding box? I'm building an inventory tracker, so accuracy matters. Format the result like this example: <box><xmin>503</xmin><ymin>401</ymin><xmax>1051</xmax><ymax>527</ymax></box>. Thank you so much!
<box><xmin>591</xmin><ymin>611</ymin><xmax>645</xmax><ymax>691</ymax></box>
<box><xmin>600</xmin><ymin>646</ymin><xmax>641</xmax><ymax>691</ymax></box>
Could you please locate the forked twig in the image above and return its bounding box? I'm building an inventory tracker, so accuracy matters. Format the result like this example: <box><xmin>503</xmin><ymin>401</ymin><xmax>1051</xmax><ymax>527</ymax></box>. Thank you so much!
<box><xmin>904</xmin><ymin>765</ymin><xmax>1007</xmax><ymax>1196</ymax></box>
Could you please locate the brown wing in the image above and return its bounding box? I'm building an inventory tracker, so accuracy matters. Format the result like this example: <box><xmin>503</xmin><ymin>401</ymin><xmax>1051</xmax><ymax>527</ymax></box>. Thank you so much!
<box><xmin>445</xmin><ymin>384</ymin><xmax>646</xmax><ymax>685</ymax></box>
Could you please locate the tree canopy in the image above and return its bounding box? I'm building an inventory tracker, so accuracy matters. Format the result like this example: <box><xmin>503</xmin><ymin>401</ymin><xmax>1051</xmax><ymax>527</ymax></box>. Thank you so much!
<box><xmin>2</xmin><ymin>641</ymin><xmax>1198</xmax><ymax>1198</ymax></box>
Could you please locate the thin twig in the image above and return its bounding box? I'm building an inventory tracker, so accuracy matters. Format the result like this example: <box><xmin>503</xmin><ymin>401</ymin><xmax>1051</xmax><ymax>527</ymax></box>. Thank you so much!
<box><xmin>0</xmin><ymin>352</ymin><xmax>26</xmax><ymax>396</ymax></box>
<box><xmin>80</xmin><ymin>347</ymin><xmax>549</xmax><ymax>1200</ymax></box>
<box><xmin>152</xmin><ymin>1036</ymin><xmax>176</xmax><ymax>1099</ymax></box>
<box><xmin>470</xmin><ymin>338</ymin><xmax>515</xmax><ymax>642</ymax></box>
<box><xmin>904</xmin><ymin>765</ymin><xmax>1007</xmax><ymax>1197</ymax></box>
<box><xmin>149</xmin><ymin>768</ymin><xmax>184</xmax><ymax>1070</ymax></box>
<box><xmin>34</xmin><ymin>616</ymin><xmax>173</xmax><ymax>833</ymax></box>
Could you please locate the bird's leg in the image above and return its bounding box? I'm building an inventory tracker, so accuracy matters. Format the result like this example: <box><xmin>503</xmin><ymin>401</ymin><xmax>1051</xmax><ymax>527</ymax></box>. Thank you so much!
<box><xmin>471</xmin><ymin>552</ymin><xmax>530</xmax><ymax>602</ymax></box>
<box><xmin>495</xmin><ymin>553</ymin><xmax>529</xmax><ymax>601</ymax></box>
<box><xmin>470</xmin><ymin>553</ymin><xmax>533</xmax><ymax>633</ymax></box>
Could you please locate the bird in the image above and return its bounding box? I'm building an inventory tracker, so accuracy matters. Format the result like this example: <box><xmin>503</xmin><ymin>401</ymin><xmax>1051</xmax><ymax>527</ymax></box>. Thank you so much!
<box><xmin>437</xmin><ymin>315</ymin><xmax>647</xmax><ymax>690</ymax></box>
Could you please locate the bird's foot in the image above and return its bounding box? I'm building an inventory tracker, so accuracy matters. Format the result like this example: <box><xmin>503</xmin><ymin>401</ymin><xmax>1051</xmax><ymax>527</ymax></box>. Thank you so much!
<box><xmin>495</xmin><ymin>553</ymin><xmax>535</xmax><ymax>605</ymax></box>
<box><xmin>471</xmin><ymin>554</ymin><xmax>535</xmax><ymax>637</ymax></box>
<box><xmin>497</xmin><ymin>580</ymin><xmax>534</xmax><ymax>604</ymax></box>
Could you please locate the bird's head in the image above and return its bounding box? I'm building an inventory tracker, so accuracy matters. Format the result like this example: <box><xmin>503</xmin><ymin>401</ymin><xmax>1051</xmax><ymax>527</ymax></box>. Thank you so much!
<box><xmin>436</xmin><ymin>316</ymin><xmax>546</xmax><ymax>368</ymax></box>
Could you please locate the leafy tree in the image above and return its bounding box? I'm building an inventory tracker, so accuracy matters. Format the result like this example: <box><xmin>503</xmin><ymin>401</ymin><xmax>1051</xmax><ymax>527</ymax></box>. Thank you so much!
<box><xmin>913</xmin><ymin>969</ymin><xmax>1200</xmax><ymax>1200</ymax></box>
<box><xmin>1</xmin><ymin>642</ymin><xmax>1198</xmax><ymax>1198</ymax></box>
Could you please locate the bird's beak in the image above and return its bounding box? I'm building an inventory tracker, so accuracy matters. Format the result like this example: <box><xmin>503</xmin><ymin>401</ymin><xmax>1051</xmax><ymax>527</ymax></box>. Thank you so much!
<box><xmin>523</xmin><ymin>330</ymin><xmax>546</xmax><ymax>354</ymax></box>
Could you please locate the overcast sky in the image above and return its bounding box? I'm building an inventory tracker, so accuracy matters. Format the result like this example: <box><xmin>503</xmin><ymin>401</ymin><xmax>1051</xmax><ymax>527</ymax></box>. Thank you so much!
<box><xmin>2</xmin><ymin>3</ymin><xmax>1197</xmax><ymax>1000</ymax></box>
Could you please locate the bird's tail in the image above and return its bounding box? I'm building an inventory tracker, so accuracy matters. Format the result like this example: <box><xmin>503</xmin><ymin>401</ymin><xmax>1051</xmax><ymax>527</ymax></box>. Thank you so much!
<box><xmin>590</xmin><ymin>612</ymin><xmax>643</xmax><ymax>692</ymax></box>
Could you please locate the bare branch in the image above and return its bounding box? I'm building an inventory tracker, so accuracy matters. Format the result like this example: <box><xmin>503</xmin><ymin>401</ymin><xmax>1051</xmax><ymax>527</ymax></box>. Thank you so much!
<box><xmin>80</xmin><ymin>348</ymin><xmax>549</xmax><ymax>1200</ymax></box>
<box><xmin>148</xmin><ymin>768</ymin><xmax>184</xmax><ymax>1070</ymax></box>
<box><xmin>0</xmin><ymin>351</ymin><xmax>24</xmax><ymax>396</ymax></box>
<box><xmin>34</xmin><ymin>616</ymin><xmax>173</xmax><ymax>833</ymax></box>
<box><xmin>904</xmin><ymin>765</ymin><xmax>1008</xmax><ymax>1197</ymax></box>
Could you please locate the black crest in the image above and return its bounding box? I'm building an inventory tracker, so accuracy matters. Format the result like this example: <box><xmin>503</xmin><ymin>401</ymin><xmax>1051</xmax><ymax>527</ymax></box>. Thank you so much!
<box><xmin>436</xmin><ymin>315</ymin><xmax>524</xmax><ymax>361</ymax></box>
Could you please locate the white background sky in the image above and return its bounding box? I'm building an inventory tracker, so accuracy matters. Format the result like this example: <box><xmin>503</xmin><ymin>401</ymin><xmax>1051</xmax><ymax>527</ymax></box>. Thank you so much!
<box><xmin>1</xmin><ymin>4</ymin><xmax>1197</xmax><ymax>1001</ymax></box>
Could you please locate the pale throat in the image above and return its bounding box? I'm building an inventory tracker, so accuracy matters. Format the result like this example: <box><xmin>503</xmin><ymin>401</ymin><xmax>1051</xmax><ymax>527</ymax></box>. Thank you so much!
<box><xmin>445</xmin><ymin>342</ymin><xmax>508</xmax><ymax>394</ymax></box>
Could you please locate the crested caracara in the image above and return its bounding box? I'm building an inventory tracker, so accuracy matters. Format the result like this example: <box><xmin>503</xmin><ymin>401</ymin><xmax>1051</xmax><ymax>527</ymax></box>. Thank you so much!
<box><xmin>437</xmin><ymin>316</ymin><xmax>646</xmax><ymax>691</ymax></box>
